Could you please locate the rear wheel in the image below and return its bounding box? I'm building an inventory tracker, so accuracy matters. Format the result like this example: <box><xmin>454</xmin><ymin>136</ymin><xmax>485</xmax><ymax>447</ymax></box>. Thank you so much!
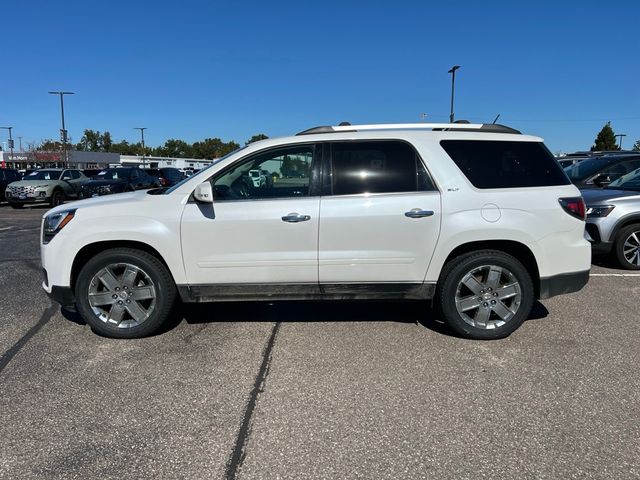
<box><xmin>614</xmin><ymin>224</ymin><xmax>640</xmax><ymax>270</ymax></box>
<box><xmin>75</xmin><ymin>248</ymin><xmax>177</xmax><ymax>338</ymax></box>
<box><xmin>436</xmin><ymin>250</ymin><xmax>534</xmax><ymax>340</ymax></box>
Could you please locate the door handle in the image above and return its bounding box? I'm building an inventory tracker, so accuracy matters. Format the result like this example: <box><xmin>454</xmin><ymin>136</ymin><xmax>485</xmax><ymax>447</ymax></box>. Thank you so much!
<box><xmin>282</xmin><ymin>212</ymin><xmax>311</xmax><ymax>223</ymax></box>
<box><xmin>404</xmin><ymin>208</ymin><xmax>434</xmax><ymax>218</ymax></box>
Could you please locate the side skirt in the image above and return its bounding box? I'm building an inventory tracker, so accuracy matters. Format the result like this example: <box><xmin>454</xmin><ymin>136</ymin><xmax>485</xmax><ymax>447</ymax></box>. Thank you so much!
<box><xmin>177</xmin><ymin>283</ymin><xmax>436</xmax><ymax>303</ymax></box>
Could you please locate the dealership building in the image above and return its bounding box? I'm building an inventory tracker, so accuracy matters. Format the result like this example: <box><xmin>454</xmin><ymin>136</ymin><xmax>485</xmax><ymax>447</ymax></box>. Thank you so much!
<box><xmin>0</xmin><ymin>150</ymin><xmax>214</xmax><ymax>171</ymax></box>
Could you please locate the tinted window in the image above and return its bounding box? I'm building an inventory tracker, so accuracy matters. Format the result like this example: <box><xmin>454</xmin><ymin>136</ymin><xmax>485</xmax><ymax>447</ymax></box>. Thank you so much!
<box><xmin>96</xmin><ymin>168</ymin><xmax>132</xmax><ymax>180</ymax></box>
<box><xmin>440</xmin><ymin>140</ymin><xmax>569</xmax><ymax>189</ymax></box>
<box><xmin>330</xmin><ymin>141</ymin><xmax>433</xmax><ymax>195</ymax></box>
<box><xmin>26</xmin><ymin>170</ymin><xmax>62</xmax><ymax>181</ymax></box>
<box><xmin>213</xmin><ymin>146</ymin><xmax>315</xmax><ymax>200</ymax></box>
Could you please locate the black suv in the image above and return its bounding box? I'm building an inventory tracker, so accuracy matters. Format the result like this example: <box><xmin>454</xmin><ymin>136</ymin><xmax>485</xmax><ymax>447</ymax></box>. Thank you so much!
<box><xmin>79</xmin><ymin>168</ymin><xmax>160</xmax><ymax>198</ymax></box>
<box><xmin>565</xmin><ymin>154</ymin><xmax>640</xmax><ymax>188</ymax></box>
<box><xmin>0</xmin><ymin>168</ymin><xmax>21</xmax><ymax>201</ymax></box>
<box><xmin>144</xmin><ymin>167</ymin><xmax>185</xmax><ymax>187</ymax></box>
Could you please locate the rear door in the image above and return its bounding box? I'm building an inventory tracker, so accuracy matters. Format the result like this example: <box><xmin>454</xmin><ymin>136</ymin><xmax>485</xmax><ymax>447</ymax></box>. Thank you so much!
<box><xmin>318</xmin><ymin>140</ymin><xmax>441</xmax><ymax>286</ymax></box>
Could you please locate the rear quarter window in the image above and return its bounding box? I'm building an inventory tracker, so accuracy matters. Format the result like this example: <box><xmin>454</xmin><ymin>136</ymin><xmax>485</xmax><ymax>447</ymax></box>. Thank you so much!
<box><xmin>440</xmin><ymin>140</ymin><xmax>570</xmax><ymax>189</ymax></box>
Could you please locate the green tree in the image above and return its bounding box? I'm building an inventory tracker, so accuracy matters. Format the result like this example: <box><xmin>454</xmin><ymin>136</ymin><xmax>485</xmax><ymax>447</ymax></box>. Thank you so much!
<box><xmin>37</xmin><ymin>139</ymin><xmax>63</xmax><ymax>151</ymax></box>
<box><xmin>591</xmin><ymin>122</ymin><xmax>620</xmax><ymax>151</ymax></box>
<box><xmin>154</xmin><ymin>139</ymin><xmax>193</xmax><ymax>158</ymax></box>
<box><xmin>633</xmin><ymin>140</ymin><xmax>640</xmax><ymax>151</ymax></box>
<box><xmin>75</xmin><ymin>130</ymin><xmax>114</xmax><ymax>152</ymax></box>
<box><xmin>191</xmin><ymin>138</ymin><xmax>239</xmax><ymax>159</ymax></box>
<box><xmin>246</xmin><ymin>134</ymin><xmax>269</xmax><ymax>145</ymax></box>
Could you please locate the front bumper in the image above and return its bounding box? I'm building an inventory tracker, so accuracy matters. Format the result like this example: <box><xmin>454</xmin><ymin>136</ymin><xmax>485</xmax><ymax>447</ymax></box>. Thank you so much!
<box><xmin>45</xmin><ymin>283</ymin><xmax>76</xmax><ymax>307</ymax></box>
<box><xmin>6</xmin><ymin>193</ymin><xmax>49</xmax><ymax>204</ymax></box>
<box><xmin>539</xmin><ymin>270</ymin><xmax>590</xmax><ymax>300</ymax></box>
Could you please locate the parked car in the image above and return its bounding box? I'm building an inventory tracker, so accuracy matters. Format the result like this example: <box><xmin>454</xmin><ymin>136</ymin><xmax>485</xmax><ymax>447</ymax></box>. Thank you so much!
<box><xmin>565</xmin><ymin>154</ymin><xmax>640</xmax><ymax>189</ymax></box>
<box><xmin>144</xmin><ymin>167</ymin><xmax>185</xmax><ymax>187</ymax></box>
<box><xmin>41</xmin><ymin>122</ymin><xmax>590</xmax><ymax>340</ymax></box>
<box><xmin>0</xmin><ymin>168</ymin><xmax>22</xmax><ymax>201</ymax></box>
<box><xmin>82</xmin><ymin>169</ymin><xmax>103</xmax><ymax>178</ymax></box>
<box><xmin>5</xmin><ymin>168</ymin><xmax>87</xmax><ymax>208</ymax></box>
<box><xmin>558</xmin><ymin>157</ymin><xmax>588</xmax><ymax>169</ymax></box>
<box><xmin>78</xmin><ymin>167</ymin><xmax>160</xmax><ymax>198</ymax></box>
<box><xmin>583</xmin><ymin>168</ymin><xmax>640</xmax><ymax>269</ymax></box>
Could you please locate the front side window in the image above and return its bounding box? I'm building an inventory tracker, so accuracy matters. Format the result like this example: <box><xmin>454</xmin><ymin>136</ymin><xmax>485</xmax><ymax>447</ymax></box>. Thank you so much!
<box><xmin>330</xmin><ymin>141</ymin><xmax>434</xmax><ymax>195</ymax></box>
<box><xmin>212</xmin><ymin>146</ymin><xmax>315</xmax><ymax>200</ymax></box>
<box><xmin>441</xmin><ymin>140</ymin><xmax>570</xmax><ymax>189</ymax></box>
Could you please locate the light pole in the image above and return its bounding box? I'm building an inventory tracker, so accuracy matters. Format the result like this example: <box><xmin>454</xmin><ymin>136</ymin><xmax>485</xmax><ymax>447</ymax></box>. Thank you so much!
<box><xmin>48</xmin><ymin>91</ymin><xmax>74</xmax><ymax>166</ymax></box>
<box><xmin>448</xmin><ymin>65</ymin><xmax>460</xmax><ymax>123</ymax></box>
<box><xmin>134</xmin><ymin>127</ymin><xmax>147</xmax><ymax>167</ymax></box>
<box><xmin>0</xmin><ymin>126</ymin><xmax>13</xmax><ymax>168</ymax></box>
<box><xmin>615</xmin><ymin>134</ymin><xmax>626</xmax><ymax>149</ymax></box>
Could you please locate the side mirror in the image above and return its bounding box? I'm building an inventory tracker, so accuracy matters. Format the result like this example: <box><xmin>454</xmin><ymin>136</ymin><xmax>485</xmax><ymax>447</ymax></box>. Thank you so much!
<box><xmin>593</xmin><ymin>174</ymin><xmax>611</xmax><ymax>187</ymax></box>
<box><xmin>193</xmin><ymin>182</ymin><xmax>213</xmax><ymax>203</ymax></box>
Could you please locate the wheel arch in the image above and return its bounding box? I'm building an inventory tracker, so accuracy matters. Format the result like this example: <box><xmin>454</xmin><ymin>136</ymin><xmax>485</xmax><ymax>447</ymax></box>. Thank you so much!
<box><xmin>439</xmin><ymin>240</ymin><xmax>541</xmax><ymax>297</ymax></box>
<box><xmin>70</xmin><ymin>240</ymin><xmax>174</xmax><ymax>291</ymax></box>
<box><xmin>610</xmin><ymin>216</ymin><xmax>640</xmax><ymax>242</ymax></box>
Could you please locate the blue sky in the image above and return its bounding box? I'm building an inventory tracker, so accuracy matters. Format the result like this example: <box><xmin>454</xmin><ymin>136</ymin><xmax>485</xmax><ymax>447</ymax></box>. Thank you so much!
<box><xmin>1</xmin><ymin>0</ymin><xmax>639</xmax><ymax>153</ymax></box>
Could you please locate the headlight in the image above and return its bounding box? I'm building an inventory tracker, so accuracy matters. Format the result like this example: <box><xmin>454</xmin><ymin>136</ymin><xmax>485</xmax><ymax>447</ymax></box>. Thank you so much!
<box><xmin>43</xmin><ymin>209</ymin><xmax>76</xmax><ymax>244</ymax></box>
<box><xmin>586</xmin><ymin>205</ymin><xmax>615</xmax><ymax>218</ymax></box>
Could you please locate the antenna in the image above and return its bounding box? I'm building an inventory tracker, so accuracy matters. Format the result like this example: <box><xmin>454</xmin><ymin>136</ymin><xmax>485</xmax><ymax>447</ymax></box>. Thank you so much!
<box><xmin>492</xmin><ymin>114</ymin><xmax>501</xmax><ymax>124</ymax></box>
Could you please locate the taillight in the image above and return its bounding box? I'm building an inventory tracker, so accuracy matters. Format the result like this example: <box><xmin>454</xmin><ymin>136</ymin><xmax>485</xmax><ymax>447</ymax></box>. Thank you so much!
<box><xmin>559</xmin><ymin>197</ymin><xmax>586</xmax><ymax>221</ymax></box>
<box><xmin>160</xmin><ymin>178</ymin><xmax>169</xmax><ymax>186</ymax></box>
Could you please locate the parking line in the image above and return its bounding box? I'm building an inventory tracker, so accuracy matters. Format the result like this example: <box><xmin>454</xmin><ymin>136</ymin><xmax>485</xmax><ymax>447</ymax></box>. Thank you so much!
<box><xmin>590</xmin><ymin>273</ymin><xmax>640</xmax><ymax>277</ymax></box>
<box><xmin>0</xmin><ymin>227</ymin><xmax>12</xmax><ymax>231</ymax></box>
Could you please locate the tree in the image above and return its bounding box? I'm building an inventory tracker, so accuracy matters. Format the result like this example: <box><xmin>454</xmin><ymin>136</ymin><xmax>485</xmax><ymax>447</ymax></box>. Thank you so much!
<box><xmin>191</xmin><ymin>138</ymin><xmax>239</xmax><ymax>159</ymax></box>
<box><xmin>37</xmin><ymin>139</ymin><xmax>63</xmax><ymax>151</ymax></box>
<box><xmin>246</xmin><ymin>134</ymin><xmax>269</xmax><ymax>145</ymax></box>
<box><xmin>75</xmin><ymin>130</ymin><xmax>114</xmax><ymax>152</ymax></box>
<box><xmin>591</xmin><ymin>122</ymin><xmax>620</xmax><ymax>151</ymax></box>
<box><xmin>633</xmin><ymin>140</ymin><xmax>640</xmax><ymax>151</ymax></box>
<box><xmin>154</xmin><ymin>139</ymin><xmax>193</xmax><ymax>158</ymax></box>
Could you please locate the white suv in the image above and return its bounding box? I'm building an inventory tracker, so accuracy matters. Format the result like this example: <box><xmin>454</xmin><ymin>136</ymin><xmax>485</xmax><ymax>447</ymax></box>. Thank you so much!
<box><xmin>41</xmin><ymin>123</ymin><xmax>591</xmax><ymax>340</ymax></box>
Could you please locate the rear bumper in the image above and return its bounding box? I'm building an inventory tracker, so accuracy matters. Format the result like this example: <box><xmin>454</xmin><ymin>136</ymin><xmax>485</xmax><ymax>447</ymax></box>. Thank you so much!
<box><xmin>539</xmin><ymin>270</ymin><xmax>590</xmax><ymax>300</ymax></box>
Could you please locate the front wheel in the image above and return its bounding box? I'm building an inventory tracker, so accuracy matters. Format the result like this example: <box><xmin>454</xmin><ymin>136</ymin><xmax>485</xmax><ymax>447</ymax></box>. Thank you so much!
<box><xmin>75</xmin><ymin>248</ymin><xmax>177</xmax><ymax>338</ymax></box>
<box><xmin>614</xmin><ymin>224</ymin><xmax>640</xmax><ymax>270</ymax></box>
<box><xmin>49</xmin><ymin>189</ymin><xmax>65</xmax><ymax>207</ymax></box>
<box><xmin>436</xmin><ymin>250</ymin><xmax>534</xmax><ymax>340</ymax></box>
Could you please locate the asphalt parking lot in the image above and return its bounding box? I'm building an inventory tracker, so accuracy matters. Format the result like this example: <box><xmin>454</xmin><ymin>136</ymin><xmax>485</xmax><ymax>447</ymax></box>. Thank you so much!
<box><xmin>1</xmin><ymin>205</ymin><xmax>639</xmax><ymax>480</ymax></box>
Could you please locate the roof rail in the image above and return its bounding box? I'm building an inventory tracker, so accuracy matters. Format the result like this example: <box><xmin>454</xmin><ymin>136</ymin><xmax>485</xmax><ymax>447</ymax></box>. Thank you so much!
<box><xmin>296</xmin><ymin>122</ymin><xmax>520</xmax><ymax>135</ymax></box>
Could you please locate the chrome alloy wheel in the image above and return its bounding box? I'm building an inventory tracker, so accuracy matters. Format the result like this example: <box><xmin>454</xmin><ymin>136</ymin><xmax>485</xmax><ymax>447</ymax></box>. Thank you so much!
<box><xmin>623</xmin><ymin>231</ymin><xmax>640</xmax><ymax>266</ymax></box>
<box><xmin>454</xmin><ymin>265</ymin><xmax>522</xmax><ymax>330</ymax></box>
<box><xmin>88</xmin><ymin>263</ymin><xmax>157</xmax><ymax>328</ymax></box>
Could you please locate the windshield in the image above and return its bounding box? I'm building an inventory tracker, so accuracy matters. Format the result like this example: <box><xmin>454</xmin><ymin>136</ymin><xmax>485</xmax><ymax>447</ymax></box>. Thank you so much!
<box><xmin>95</xmin><ymin>168</ymin><xmax>132</xmax><ymax>180</ymax></box>
<box><xmin>163</xmin><ymin>147</ymin><xmax>248</xmax><ymax>194</ymax></box>
<box><xmin>564</xmin><ymin>158</ymin><xmax>612</xmax><ymax>181</ymax></box>
<box><xmin>25</xmin><ymin>170</ymin><xmax>62</xmax><ymax>181</ymax></box>
<box><xmin>608</xmin><ymin>168</ymin><xmax>640</xmax><ymax>191</ymax></box>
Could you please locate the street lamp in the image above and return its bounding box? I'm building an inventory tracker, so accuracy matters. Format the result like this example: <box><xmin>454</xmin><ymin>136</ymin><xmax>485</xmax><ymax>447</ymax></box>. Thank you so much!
<box><xmin>615</xmin><ymin>134</ymin><xmax>627</xmax><ymax>149</ymax></box>
<box><xmin>48</xmin><ymin>91</ymin><xmax>75</xmax><ymax>166</ymax></box>
<box><xmin>0</xmin><ymin>126</ymin><xmax>13</xmax><ymax>168</ymax></box>
<box><xmin>134</xmin><ymin>127</ymin><xmax>147</xmax><ymax>167</ymax></box>
<box><xmin>448</xmin><ymin>65</ymin><xmax>460</xmax><ymax>123</ymax></box>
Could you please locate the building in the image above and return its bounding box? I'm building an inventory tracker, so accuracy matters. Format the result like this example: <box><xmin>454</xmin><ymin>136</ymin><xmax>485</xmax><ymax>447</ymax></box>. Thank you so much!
<box><xmin>0</xmin><ymin>150</ymin><xmax>212</xmax><ymax>171</ymax></box>
<box><xmin>119</xmin><ymin>155</ymin><xmax>214</xmax><ymax>170</ymax></box>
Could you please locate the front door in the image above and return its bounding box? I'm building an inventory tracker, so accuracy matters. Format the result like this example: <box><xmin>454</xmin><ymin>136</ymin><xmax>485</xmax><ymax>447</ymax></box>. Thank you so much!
<box><xmin>181</xmin><ymin>144</ymin><xmax>321</xmax><ymax>292</ymax></box>
<box><xmin>318</xmin><ymin>140</ymin><xmax>441</xmax><ymax>286</ymax></box>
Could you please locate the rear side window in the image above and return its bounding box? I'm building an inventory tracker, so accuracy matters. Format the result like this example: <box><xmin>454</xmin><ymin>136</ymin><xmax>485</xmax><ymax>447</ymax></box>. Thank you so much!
<box><xmin>440</xmin><ymin>140</ymin><xmax>570</xmax><ymax>189</ymax></box>
<box><xmin>330</xmin><ymin>141</ymin><xmax>435</xmax><ymax>195</ymax></box>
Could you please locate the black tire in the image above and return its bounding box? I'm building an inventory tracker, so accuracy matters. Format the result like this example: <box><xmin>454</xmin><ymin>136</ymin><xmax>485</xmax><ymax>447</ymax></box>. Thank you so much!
<box><xmin>436</xmin><ymin>250</ymin><xmax>534</xmax><ymax>340</ymax></box>
<box><xmin>49</xmin><ymin>189</ymin><xmax>65</xmax><ymax>207</ymax></box>
<box><xmin>613</xmin><ymin>224</ymin><xmax>640</xmax><ymax>270</ymax></box>
<box><xmin>75</xmin><ymin>248</ymin><xmax>177</xmax><ymax>339</ymax></box>
<box><xmin>9</xmin><ymin>202</ymin><xmax>24</xmax><ymax>209</ymax></box>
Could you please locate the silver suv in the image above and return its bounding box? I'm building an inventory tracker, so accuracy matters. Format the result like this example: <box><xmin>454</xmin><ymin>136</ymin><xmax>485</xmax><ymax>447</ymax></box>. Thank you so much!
<box><xmin>583</xmin><ymin>168</ymin><xmax>640</xmax><ymax>269</ymax></box>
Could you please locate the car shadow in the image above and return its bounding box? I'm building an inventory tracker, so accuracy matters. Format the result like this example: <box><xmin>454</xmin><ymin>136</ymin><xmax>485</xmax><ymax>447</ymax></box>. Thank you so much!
<box><xmin>61</xmin><ymin>299</ymin><xmax>549</xmax><ymax>339</ymax></box>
